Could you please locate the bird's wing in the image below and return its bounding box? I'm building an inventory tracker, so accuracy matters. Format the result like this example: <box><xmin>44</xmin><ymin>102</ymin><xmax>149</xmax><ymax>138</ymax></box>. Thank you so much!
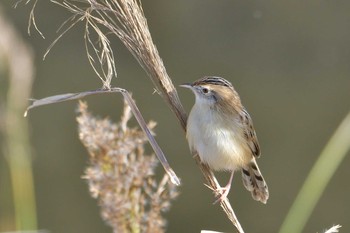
<box><xmin>240</xmin><ymin>108</ymin><xmax>261</xmax><ymax>157</ymax></box>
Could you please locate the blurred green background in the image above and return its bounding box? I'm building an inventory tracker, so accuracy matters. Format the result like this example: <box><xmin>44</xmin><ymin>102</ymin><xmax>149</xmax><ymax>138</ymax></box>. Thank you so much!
<box><xmin>1</xmin><ymin>1</ymin><xmax>350</xmax><ymax>232</ymax></box>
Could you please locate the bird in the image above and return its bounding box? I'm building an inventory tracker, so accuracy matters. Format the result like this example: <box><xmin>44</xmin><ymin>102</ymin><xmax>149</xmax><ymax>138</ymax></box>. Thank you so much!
<box><xmin>180</xmin><ymin>76</ymin><xmax>269</xmax><ymax>204</ymax></box>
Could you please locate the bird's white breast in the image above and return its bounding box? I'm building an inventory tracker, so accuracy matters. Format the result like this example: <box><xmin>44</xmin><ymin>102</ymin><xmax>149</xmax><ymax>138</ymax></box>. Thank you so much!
<box><xmin>186</xmin><ymin>104</ymin><xmax>251</xmax><ymax>171</ymax></box>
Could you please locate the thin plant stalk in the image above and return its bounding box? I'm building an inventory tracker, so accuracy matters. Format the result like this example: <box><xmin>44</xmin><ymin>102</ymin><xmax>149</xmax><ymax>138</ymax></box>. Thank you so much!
<box><xmin>0</xmin><ymin>9</ymin><xmax>37</xmax><ymax>231</ymax></box>
<box><xmin>25</xmin><ymin>88</ymin><xmax>180</xmax><ymax>186</ymax></box>
<box><xmin>279</xmin><ymin>112</ymin><xmax>350</xmax><ymax>233</ymax></box>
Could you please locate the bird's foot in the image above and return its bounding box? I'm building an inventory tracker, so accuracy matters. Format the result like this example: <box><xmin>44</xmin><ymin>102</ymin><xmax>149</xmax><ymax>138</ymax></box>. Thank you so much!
<box><xmin>204</xmin><ymin>183</ymin><xmax>231</xmax><ymax>205</ymax></box>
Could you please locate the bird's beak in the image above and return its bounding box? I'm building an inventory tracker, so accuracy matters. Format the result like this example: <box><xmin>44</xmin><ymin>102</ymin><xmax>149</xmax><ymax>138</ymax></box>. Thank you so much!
<box><xmin>179</xmin><ymin>83</ymin><xmax>193</xmax><ymax>89</ymax></box>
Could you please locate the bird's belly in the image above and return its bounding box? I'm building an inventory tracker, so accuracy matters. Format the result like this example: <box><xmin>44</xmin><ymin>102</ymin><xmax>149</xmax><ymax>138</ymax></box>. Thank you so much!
<box><xmin>188</xmin><ymin>120</ymin><xmax>251</xmax><ymax>171</ymax></box>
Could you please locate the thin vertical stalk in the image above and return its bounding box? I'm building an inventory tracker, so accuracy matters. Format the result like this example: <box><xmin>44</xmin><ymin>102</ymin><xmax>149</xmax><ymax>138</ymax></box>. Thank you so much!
<box><xmin>279</xmin><ymin>112</ymin><xmax>350</xmax><ymax>233</ymax></box>
<box><xmin>0</xmin><ymin>9</ymin><xmax>37</xmax><ymax>230</ymax></box>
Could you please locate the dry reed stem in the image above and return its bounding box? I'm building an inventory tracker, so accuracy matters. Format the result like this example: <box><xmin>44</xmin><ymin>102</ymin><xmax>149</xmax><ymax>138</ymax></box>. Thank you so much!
<box><xmin>20</xmin><ymin>0</ymin><xmax>244</xmax><ymax>231</ymax></box>
<box><xmin>24</xmin><ymin>88</ymin><xmax>180</xmax><ymax>186</ymax></box>
<box><xmin>81</xmin><ymin>1</ymin><xmax>244</xmax><ymax>231</ymax></box>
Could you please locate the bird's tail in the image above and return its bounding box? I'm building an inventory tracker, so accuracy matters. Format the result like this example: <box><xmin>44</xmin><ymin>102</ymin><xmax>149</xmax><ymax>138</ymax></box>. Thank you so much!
<box><xmin>241</xmin><ymin>159</ymin><xmax>269</xmax><ymax>204</ymax></box>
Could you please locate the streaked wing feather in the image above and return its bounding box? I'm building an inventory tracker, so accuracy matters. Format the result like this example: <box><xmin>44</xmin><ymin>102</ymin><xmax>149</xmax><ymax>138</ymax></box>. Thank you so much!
<box><xmin>241</xmin><ymin>108</ymin><xmax>261</xmax><ymax>157</ymax></box>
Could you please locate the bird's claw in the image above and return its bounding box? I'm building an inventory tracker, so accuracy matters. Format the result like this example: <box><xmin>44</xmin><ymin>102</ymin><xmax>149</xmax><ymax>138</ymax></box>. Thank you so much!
<box><xmin>204</xmin><ymin>183</ymin><xmax>230</xmax><ymax>205</ymax></box>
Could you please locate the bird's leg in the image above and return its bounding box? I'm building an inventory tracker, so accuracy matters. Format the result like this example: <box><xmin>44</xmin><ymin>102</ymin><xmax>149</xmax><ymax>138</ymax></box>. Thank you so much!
<box><xmin>212</xmin><ymin>171</ymin><xmax>234</xmax><ymax>204</ymax></box>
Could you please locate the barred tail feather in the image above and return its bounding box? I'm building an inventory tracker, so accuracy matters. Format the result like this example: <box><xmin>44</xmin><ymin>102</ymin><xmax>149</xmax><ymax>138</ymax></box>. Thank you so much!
<box><xmin>241</xmin><ymin>160</ymin><xmax>269</xmax><ymax>204</ymax></box>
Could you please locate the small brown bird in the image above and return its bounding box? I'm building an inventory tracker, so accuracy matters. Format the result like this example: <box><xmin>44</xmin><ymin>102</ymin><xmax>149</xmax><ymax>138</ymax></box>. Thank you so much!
<box><xmin>181</xmin><ymin>76</ymin><xmax>269</xmax><ymax>204</ymax></box>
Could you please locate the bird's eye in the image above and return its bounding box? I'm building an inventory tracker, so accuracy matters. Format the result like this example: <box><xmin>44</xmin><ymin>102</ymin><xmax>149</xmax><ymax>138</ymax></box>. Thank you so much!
<box><xmin>202</xmin><ymin>88</ymin><xmax>209</xmax><ymax>94</ymax></box>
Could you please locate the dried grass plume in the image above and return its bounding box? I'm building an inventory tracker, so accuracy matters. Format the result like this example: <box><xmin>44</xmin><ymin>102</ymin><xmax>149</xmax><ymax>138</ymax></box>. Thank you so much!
<box><xmin>77</xmin><ymin>101</ymin><xmax>178</xmax><ymax>232</ymax></box>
